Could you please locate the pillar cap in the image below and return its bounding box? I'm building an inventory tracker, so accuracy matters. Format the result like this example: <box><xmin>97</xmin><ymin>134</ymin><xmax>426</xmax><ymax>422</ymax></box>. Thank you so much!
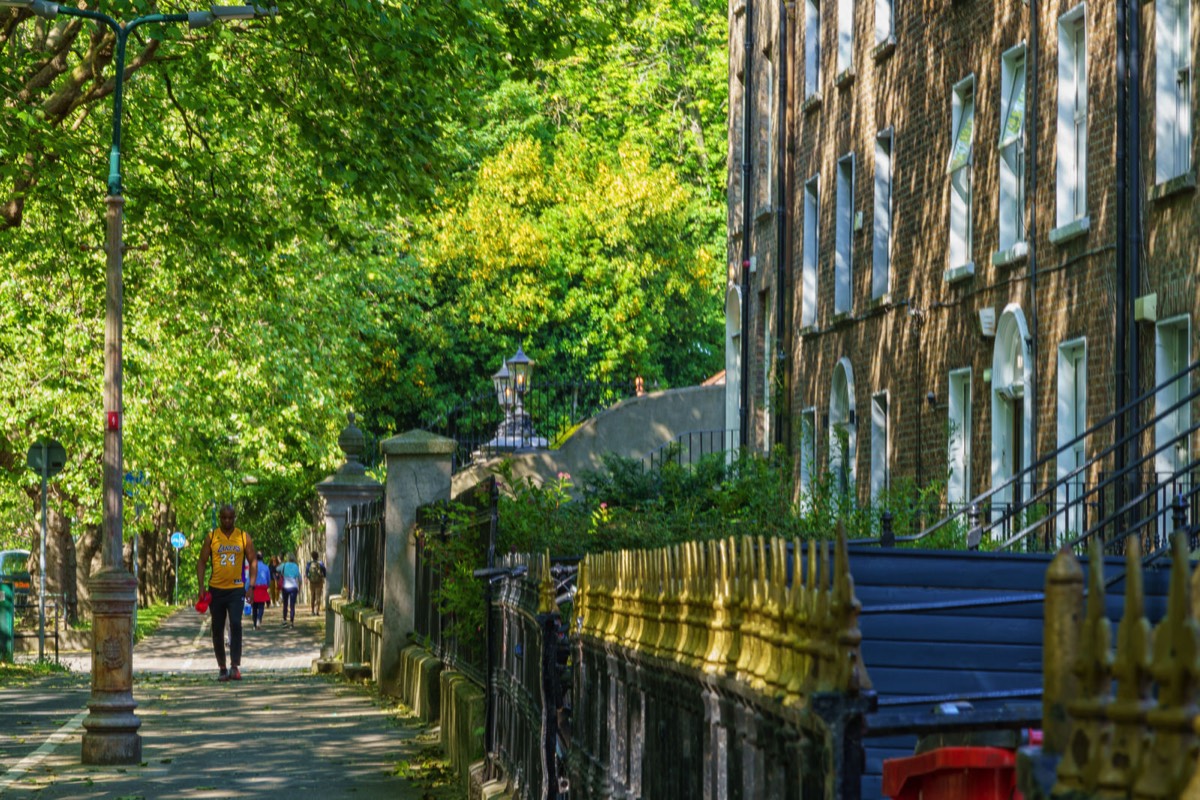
<box><xmin>380</xmin><ymin>429</ymin><xmax>456</xmax><ymax>456</ymax></box>
<box><xmin>318</xmin><ymin>412</ymin><xmax>380</xmax><ymax>489</ymax></box>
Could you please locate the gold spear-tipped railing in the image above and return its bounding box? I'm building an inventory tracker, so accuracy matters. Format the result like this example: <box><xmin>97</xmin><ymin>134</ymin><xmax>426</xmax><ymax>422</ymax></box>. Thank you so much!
<box><xmin>577</xmin><ymin>526</ymin><xmax>871</xmax><ymax>703</ymax></box>
<box><xmin>1039</xmin><ymin>532</ymin><xmax>1200</xmax><ymax>799</ymax></box>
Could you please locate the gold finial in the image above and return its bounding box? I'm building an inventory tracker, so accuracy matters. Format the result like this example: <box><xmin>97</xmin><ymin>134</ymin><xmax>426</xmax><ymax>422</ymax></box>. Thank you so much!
<box><xmin>1097</xmin><ymin>538</ymin><xmax>1151</xmax><ymax>795</ymax></box>
<box><xmin>1132</xmin><ymin>532</ymin><xmax>1200</xmax><ymax>800</ymax></box>
<box><xmin>833</xmin><ymin>522</ymin><xmax>870</xmax><ymax>693</ymax></box>
<box><xmin>537</xmin><ymin>550</ymin><xmax>558</xmax><ymax>615</ymax></box>
<box><xmin>1056</xmin><ymin>539</ymin><xmax>1112</xmax><ymax>793</ymax></box>
<box><xmin>1043</xmin><ymin>546</ymin><xmax>1084</xmax><ymax>757</ymax></box>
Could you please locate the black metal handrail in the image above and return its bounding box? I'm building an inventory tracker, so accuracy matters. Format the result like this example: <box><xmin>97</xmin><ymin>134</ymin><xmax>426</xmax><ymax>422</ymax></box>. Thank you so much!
<box><xmin>855</xmin><ymin>358</ymin><xmax>1200</xmax><ymax>552</ymax></box>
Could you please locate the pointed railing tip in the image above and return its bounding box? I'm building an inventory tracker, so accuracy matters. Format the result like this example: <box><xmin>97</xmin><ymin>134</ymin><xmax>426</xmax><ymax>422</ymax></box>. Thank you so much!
<box><xmin>1047</xmin><ymin>544</ymin><xmax>1084</xmax><ymax>582</ymax></box>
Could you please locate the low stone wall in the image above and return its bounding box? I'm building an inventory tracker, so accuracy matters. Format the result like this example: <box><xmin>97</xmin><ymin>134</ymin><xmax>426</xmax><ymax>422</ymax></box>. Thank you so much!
<box><xmin>440</xmin><ymin>669</ymin><xmax>485</xmax><ymax>787</ymax></box>
<box><xmin>324</xmin><ymin>596</ymin><xmax>382</xmax><ymax>680</ymax></box>
<box><xmin>396</xmin><ymin>643</ymin><xmax>442</xmax><ymax>722</ymax></box>
<box><xmin>394</xmin><ymin>642</ymin><xmax>486</xmax><ymax>793</ymax></box>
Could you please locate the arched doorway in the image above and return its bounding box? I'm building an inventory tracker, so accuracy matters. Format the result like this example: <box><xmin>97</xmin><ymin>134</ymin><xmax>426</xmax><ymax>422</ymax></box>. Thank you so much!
<box><xmin>725</xmin><ymin>286</ymin><xmax>742</xmax><ymax>453</ymax></box>
<box><xmin>829</xmin><ymin>357</ymin><xmax>857</xmax><ymax>497</ymax></box>
<box><xmin>991</xmin><ymin>305</ymin><xmax>1033</xmax><ymax>515</ymax></box>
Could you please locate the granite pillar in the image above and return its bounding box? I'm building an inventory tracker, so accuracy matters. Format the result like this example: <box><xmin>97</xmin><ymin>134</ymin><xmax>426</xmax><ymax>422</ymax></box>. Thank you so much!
<box><xmin>378</xmin><ymin>429</ymin><xmax>454</xmax><ymax>697</ymax></box>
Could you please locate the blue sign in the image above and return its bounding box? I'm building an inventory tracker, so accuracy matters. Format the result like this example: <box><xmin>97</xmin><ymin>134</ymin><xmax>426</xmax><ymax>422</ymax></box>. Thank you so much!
<box><xmin>170</xmin><ymin>532</ymin><xmax>186</xmax><ymax>550</ymax></box>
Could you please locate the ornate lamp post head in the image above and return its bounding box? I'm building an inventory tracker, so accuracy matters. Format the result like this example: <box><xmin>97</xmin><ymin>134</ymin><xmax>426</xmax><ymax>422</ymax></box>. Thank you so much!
<box><xmin>507</xmin><ymin>345</ymin><xmax>533</xmax><ymax>397</ymax></box>
<box><xmin>492</xmin><ymin>362</ymin><xmax>513</xmax><ymax>412</ymax></box>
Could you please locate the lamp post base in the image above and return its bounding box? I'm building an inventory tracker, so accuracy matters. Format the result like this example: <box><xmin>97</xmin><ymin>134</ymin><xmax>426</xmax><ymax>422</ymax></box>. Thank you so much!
<box><xmin>81</xmin><ymin>568</ymin><xmax>141</xmax><ymax>765</ymax></box>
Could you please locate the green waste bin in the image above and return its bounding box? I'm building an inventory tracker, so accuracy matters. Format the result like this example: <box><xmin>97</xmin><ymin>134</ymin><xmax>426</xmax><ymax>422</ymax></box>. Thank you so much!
<box><xmin>0</xmin><ymin>581</ymin><xmax>13</xmax><ymax>663</ymax></box>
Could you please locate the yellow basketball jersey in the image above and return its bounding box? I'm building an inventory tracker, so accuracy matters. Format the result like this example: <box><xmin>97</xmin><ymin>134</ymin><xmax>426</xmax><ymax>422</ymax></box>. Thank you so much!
<box><xmin>208</xmin><ymin>528</ymin><xmax>247</xmax><ymax>589</ymax></box>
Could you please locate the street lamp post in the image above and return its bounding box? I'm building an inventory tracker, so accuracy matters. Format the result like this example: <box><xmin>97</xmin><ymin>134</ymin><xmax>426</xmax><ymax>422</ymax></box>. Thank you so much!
<box><xmin>484</xmin><ymin>346</ymin><xmax>546</xmax><ymax>452</ymax></box>
<box><xmin>1</xmin><ymin>0</ymin><xmax>276</xmax><ymax>765</ymax></box>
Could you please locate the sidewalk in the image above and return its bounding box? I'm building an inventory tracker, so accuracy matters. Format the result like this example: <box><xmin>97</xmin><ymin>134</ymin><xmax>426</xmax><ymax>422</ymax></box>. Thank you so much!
<box><xmin>0</xmin><ymin>607</ymin><xmax>452</xmax><ymax>798</ymax></box>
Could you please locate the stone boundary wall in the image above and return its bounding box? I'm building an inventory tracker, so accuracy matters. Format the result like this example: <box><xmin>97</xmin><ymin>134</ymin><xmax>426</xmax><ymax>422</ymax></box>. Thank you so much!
<box><xmin>452</xmin><ymin>384</ymin><xmax>723</xmax><ymax>496</ymax></box>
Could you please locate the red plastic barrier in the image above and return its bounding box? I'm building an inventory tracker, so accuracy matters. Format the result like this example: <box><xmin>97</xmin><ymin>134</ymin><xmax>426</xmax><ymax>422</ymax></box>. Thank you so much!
<box><xmin>882</xmin><ymin>746</ymin><xmax>1023</xmax><ymax>800</ymax></box>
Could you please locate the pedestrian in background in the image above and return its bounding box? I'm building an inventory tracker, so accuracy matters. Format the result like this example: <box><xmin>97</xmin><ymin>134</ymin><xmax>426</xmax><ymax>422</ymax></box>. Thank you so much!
<box><xmin>305</xmin><ymin>550</ymin><xmax>326</xmax><ymax>616</ymax></box>
<box><xmin>275</xmin><ymin>552</ymin><xmax>285</xmax><ymax>603</ymax></box>
<box><xmin>279</xmin><ymin>553</ymin><xmax>301</xmax><ymax>628</ymax></box>
<box><xmin>267</xmin><ymin>554</ymin><xmax>280</xmax><ymax>607</ymax></box>
<box><xmin>195</xmin><ymin>504</ymin><xmax>257</xmax><ymax>682</ymax></box>
<box><xmin>251</xmin><ymin>556</ymin><xmax>271</xmax><ymax>629</ymax></box>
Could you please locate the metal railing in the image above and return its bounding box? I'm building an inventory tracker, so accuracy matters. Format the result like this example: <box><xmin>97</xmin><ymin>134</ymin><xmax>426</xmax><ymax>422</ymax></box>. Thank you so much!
<box><xmin>641</xmin><ymin>428</ymin><xmax>742</xmax><ymax>471</ymax></box>
<box><xmin>866</xmin><ymin>358</ymin><xmax>1200</xmax><ymax>557</ymax></box>
<box><xmin>412</xmin><ymin>478</ymin><xmax>496</xmax><ymax>684</ymax></box>
<box><xmin>342</xmin><ymin>498</ymin><xmax>385</xmax><ymax>612</ymax></box>
<box><xmin>478</xmin><ymin>553</ymin><xmax>574</xmax><ymax>800</ymax></box>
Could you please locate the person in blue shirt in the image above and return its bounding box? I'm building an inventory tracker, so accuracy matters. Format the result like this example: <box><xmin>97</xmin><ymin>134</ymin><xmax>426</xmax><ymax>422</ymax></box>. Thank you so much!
<box><xmin>250</xmin><ymin>556</ymin><xmax>272</xmax><ymax>629</ymax></box>
<box><xmin>278</xmin><ymin>553</ymin><xmax>301</xmax><ymax>627</ymax></box>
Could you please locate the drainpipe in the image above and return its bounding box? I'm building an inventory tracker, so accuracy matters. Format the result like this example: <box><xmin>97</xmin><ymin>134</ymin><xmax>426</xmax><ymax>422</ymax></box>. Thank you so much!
<box><xmin>1028</xmin><ymin>0</ymin><xmax>1040</xmax><ymax>489</ymax></box>
<box><xmin>1125</xmin><ymin>0</ymin><xmax>1142</xmax><ymax>475</ymax></box>
<box><xmin>1115</xmin><ymin>0</ymin><xmax>1128</xmax><ymax>491</ymax></box>
<box><xmin>740</xmin><ymin>0</ymin><xmax>754</xmax><ymax>450</ymax></box>
<box><xmin>775</xmin><ymin>0</ymin><xmax>793</xmax><ymax>451</ymax></box>
<box><xmin>1115</xmin><ymin>0</ymin><xmax>1142</xmax><ymax>503</ymax></box>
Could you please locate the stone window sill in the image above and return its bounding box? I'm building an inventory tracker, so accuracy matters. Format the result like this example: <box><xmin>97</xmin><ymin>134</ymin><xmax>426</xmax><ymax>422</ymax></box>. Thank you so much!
<box><xmin>1148</xmin><ymin>171</ymin><xmax>1196</xmax><ymax>204</ymax></box>
<box><xmin>943</xmin><ymin>261</ymin><xmax>976</xmax><ymax>284</ymax></box>
<box><xmin>871</xmin><ymin>38</ymin><xmax>896</xmax><ymax>62</ymax></box>
<box><xmin>799</xmin><ymin>323</ymin><xmax>818</xmax><ymax>336</ymax></box>
<box><xmin>991</xmin><ymin>242</ymin><xmax>1028</xmax><ymax>267</ymax></box>
<box><xmin>831</xmin><ymin>310</ymin><xmax>853</xmax><ymax>325</ymax></box>
<box><xmin>835</xmin><ymin>68</ymin><xmax>855</xmax><ymax>89</ymax></box>
<box><xmin>1049</xmin><ymin>216</ymin><xmax>1090</xmax><ymax>245</ymax></box>
<box><xmin>867</xmin><ymin>292</ymin><xmax>892</xmax><ymax>309</ymax></box>
<box><xmin>802</xmin><ymin>93</ymin><xmax>822</xmax><ymax>113</ymax></box>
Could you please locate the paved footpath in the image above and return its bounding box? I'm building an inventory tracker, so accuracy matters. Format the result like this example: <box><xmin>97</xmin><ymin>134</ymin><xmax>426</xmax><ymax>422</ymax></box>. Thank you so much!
<box><xmin>0</xmin><ymin>607</ymin><xmax>451</xmax><ymax>799</ymax></box>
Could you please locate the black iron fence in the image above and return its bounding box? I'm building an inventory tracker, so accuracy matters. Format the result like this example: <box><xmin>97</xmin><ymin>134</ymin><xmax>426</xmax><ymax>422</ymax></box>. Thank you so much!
<box><xmin>479</xmin><ymin>552</ymin><xmax>574</xmax><ymax>800</ymax></box>
<box><xmin>569</xmin><ymin>533</ymin><xmax>874</xmax><ymax>800</ymax></box>
<box><xmin>424</xmin><ymin>379</ymin><xmax>638</xmax><ymax>474</ymax></box>
<box><xmin>413</xmin><ymin>478</ymin><xmax>496</xmax><ymax>684</ymax></box>
<box><xmin>641</xmin><ymin>428</ymin><xmax>741</xmax><ymax>471</ymax></box>
<box><xmin>342</xmin><ymin>498</ymin><xmax>385</xmax><ymax>612</ymax></box>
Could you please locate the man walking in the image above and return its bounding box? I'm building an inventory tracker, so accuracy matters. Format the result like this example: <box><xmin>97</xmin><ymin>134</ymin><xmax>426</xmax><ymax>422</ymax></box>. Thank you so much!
<box><xmin>196</xmin><ymin>504</ymin><xmax>257</xmax><ymax>681</ymax></box>
<box><xmin>279</xmin><ymin>553</ymin><xmax>301</xmax><ymax>627</ymax></box>
<box><xmin>305</xmin><ymin>550</ymin><xmax>326</xmax><ymax>616</ymax></box>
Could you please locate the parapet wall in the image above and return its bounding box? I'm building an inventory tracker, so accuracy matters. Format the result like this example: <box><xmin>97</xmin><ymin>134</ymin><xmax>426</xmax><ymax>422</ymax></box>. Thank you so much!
<box><xmin>452</xmin><ymin>384</ymin><xmax>723</xmax><ymax>496</ymax></box>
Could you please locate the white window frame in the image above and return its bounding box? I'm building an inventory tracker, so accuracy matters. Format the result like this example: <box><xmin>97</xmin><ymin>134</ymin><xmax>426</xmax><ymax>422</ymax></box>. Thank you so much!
<box><xmin>948</xmin><ymin>368</ymin><xmax>972</xmax><ymax>506</ymax></box>
<box><xmin>829</xmin><ymin>358</ymin><xmax>857</xmax><ymax>497</ymax></box>
<box><xmin>800</xmin><ymin>407</ymin><xmax>818</xmax><ymax>501</ymax></box>
<box><xmin>875</xmin><ymin>0</ymin><xmax>894</xmax><ymax>46</ymax></box>
<box><xmin>835</xmin><ymin>153</ymin><xmax>855</xmax><ymax>315</ymax></box>
<box><xmin>998</xmin><ymin>44</ymin><xmax>1027</xmax><ymax>254</ymax></box>
<box><xmin>802</xmin><ymin>176</ymin><xmax>820</xmax><ymax>327</ymax></box>
<box><xmin>873</xmin><ymin>128</ymin><xmax>893</xmax><ymax>299</ymax></box>
<box><xmin>805</xmin><ymin>0</ymin><xmax>822</xmax><ymax>98</ymax></box>
<box><xmin>1056</xmin><ymin>339</ymin><xmax>1087</xmax><ymax>541</ymax></box>
<box><xmin>1155</xmin><ymin>316</ymin><xmax>1191</xmax><ymax>542</ymax></box>
<box><xmin>838</xmin><ymin>0</ymin><xmax>854</xmax><ymax>75</ymax></box>
<box><xmin>870</xmin><ymin>391</ymin><xmax>889</xmax><ymax>502</ymax></box>
<box><xmin>1056</xmin><ymin>6</ymin><xmax>1088</xmax><ymax>227</ymax></box>
<box><xmin>947</xmin><ymin>76</ymin><xmax>976</xmax><ymax>272</ymax></box>
<box><xmin>1156</xmin><ymin>0</ymin><xmax>1192</xmax><ymax>182</ymax></box>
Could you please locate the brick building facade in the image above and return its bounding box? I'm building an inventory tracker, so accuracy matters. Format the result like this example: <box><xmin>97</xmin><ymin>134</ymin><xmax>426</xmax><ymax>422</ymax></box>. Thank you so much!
<box><xmin>728</xmin><ymin>0</ymin><xmax>1197</xmax><ymax>517</ymax></box>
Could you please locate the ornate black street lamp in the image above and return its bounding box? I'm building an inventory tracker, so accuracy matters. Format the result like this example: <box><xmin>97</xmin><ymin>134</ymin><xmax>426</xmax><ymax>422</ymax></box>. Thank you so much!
<box><xmin>0</xmin><ymin>0</ymin><xmax>276</xmax><ymax>765</ymax></box>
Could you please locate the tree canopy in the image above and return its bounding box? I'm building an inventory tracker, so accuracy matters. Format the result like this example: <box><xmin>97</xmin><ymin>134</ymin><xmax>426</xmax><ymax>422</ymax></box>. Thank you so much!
<box><xmin>0</xmin><ymin>0</ymin><xmax>728</xmax><ymax>577</ymax></box>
